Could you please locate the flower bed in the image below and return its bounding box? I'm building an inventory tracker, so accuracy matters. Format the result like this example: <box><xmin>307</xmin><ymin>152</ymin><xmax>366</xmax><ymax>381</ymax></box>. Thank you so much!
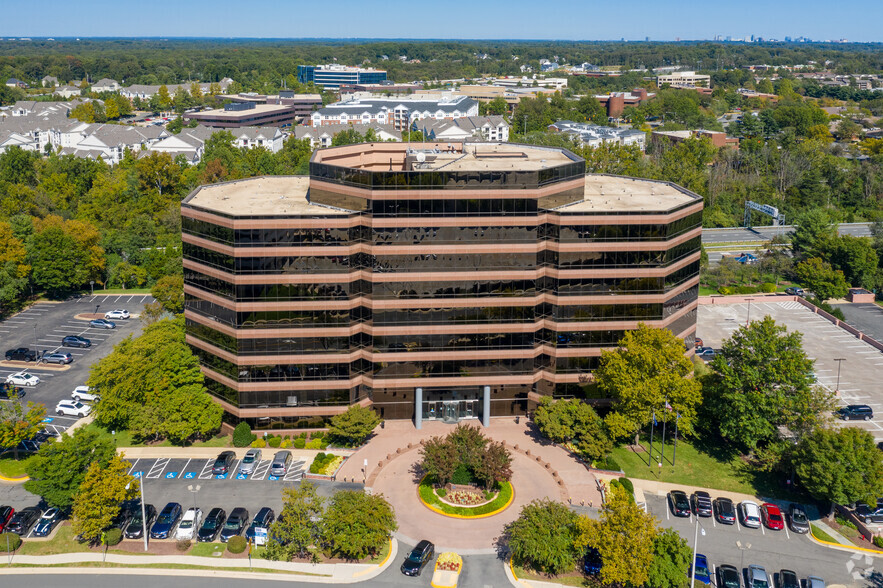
<box><xmin>441</xmin><ymin>489</ymin><xmax>488</xmax><ymax>507</ymax></box>
<box><xmin>308</xmin><ymin>453</ymin><xmax>344</xmax><ymax>476</ymax></box>
<box><xmin>418</xmin><ymin>475</ymin><xmax>514</xmax><ymax>518</ymax></box>
<box><xmin>436</xmin><ymin>551</ymin><xmax>462</xmax><ymax>572</ymax></box>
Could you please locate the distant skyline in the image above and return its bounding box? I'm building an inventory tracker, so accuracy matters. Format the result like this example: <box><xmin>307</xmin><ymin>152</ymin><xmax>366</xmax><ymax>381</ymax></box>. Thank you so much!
<box><xmin>1</xmin><ymin>0</ymin><xmax>880</xmax><ymax>43</ymax></box>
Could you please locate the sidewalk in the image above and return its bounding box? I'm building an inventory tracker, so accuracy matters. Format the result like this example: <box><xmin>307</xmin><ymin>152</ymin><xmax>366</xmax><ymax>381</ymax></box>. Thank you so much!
<box><xmin>0</xmin><ymin>538</ymin><xmax>397</xmax><ymax>584</ymax></box>
<box><xmin>594</xmin><ymin>473</ymin><xmax>760</xmax><ymax>504</ymax></box>
<box><xmin>116</xmin><ymin>446</ymin><xmax>355</xmax><ymax>460</ymax></box>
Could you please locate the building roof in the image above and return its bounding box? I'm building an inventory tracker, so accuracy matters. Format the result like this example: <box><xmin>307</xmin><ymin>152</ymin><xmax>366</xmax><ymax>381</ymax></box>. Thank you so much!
<box><xmin>416</xmin><ymin>143</ymin><xmax>576</xmax><ymax>172</ymax></box>
<box><xmin>550</xmin><ymin>121</ymin><xmax>645</xmax><ymax>142</ymax></box>
<box><xmin>561</xmin><ymin>175</ymin><xmax>698</xmax><ymax>213</ymax></box>
<box><xmin>315</xmin><ymin>96</ymin><xmax>477</xmax><ymax>117</ymax></box>
<box><xmin>188</xmin><ymin>103</ymin><xmax>294</xmax><ymax>120</ymax></box>
<box><xmin>185</xmin><ymin>176</ymin><xmax>348</xmax><ymax>217</ymax></box>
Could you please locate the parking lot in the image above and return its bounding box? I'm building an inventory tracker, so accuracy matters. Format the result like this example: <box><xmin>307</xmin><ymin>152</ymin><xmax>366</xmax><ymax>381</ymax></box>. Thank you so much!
<box><xmin>699</xmin><ymin>300</ymin><xmax>883</xmax><ymax>442</ymax></box>
<box><xmin>126</xmin><ymin>456</ymin><xmax>308</xmax><ymax>484</ymax></box>
<box><xmin>648</xmin><ymin>493</ymin><xmax>875</xmax><ymax>586</ymax></box>
<box><xmin>0</xmin><ymin>295</ymin><xmax>154</xmax><ymax>444</ymax></box>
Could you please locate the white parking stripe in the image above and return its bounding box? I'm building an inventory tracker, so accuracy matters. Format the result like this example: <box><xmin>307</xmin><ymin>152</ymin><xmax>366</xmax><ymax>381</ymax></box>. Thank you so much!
<box><xmin>784</xmin><ymin>525</ymin><xmax>790</xmax><ymax>540</ymax></box>
<box><xmin>250</xmin><ymin>460</ymin><xmax>271</xmax><ymax>481</ymax></box>
<box><xmin>180</xmin><ymin>458</ymin><xmax>192</xmax><ymax>475</ymax></box>
<box><xmin>198</xmin><ymin>459</ymin><xmax>215</xmax><ymax>479</ymax></box>
<box><xmin>146</xmin><ymin>457</ymin><xmax>171</xmax><ymax>479</ymax></box>
<box><xmin>127</xmin><ymin>459</ymin><xmax>141</xmax><ymax>475</ymax></box>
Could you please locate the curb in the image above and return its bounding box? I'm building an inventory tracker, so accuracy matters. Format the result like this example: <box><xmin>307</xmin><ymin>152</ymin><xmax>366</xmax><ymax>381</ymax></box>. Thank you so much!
<box><xmin>0</xmin><ymin>473</ymin><xmax>29</xmax><ymax>483</ymax></box>
<box><xmin>417</xmin><ymin>476</ymin><xmax>515</xmax><ymax>520</ymax></box>
<box><xmin>809</xmin><ymin>526</ymin><xmax>883</xmax><ymax>557</ymax></box>
<box><xmin>351</xmin><ymin>538</ymin><xmax>395</xmax><ymax>578</ymax></box>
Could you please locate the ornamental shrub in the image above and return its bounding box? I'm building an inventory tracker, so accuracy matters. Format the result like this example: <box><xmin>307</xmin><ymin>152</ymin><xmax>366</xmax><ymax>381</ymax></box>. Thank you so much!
<box><xmin>233</xmin><ymin>422</ymin><xmax>256</xmax><ymax>447</ymax></box>
<box><xmin>227</xmin><ymin>535</ymin><xmax>247</xmax><ymax>554</ymax></box>
<box><xmin>734</xmin><ymin>285</ymin><xmax>759</xmax><ymax>294</ymax></box>
<box><xmin>718</xmin><ymin>286</ymin><xmax>734</xmax><ymax>295</ymax></box>
<box><xmin>305</xmin><ymin>438</ymin><xmax>323</xmax><ymax>450</ymax></box>
<box><xmin>280</xmin><ymin>439</ymin><xmax>293</xmax><ymax>449</ymax></box>
<box><xmin>268</xmin><ymin>436</ymin><xmax>282</xmax><ymax>448</ymax></box>
<box><xmin>104</xmin><ymin>527</ymin><xmax>123</xmax><ymax>546</ymax></box>
<box><xmin>761</xmin><ymin>282</ymin><xmax>777</xmax><ymax>293</ymax></box>
<box><xmin>176</xmin><ymin>539</ymin><xmax>192</xmax><ymax>552</ymax></box>
<box><xmin>450</xmin><ymin>464</ymin><xmax>475</xmax><ymax>485</ymax></box>
<box><xmin>293</xmin><ymin>437</ymin><xmax>306</xmax><ymax>449</ymax></box>
<box><xmin>251</xmin><ymin>438</ymin><xmax>266</xmax><ymax>448</ymax></box>
<box><xmin>0</xmin><ymin>532</ymin><xmax>21</xmax><ymax>552</ymax></box>
<box><xmin>874</xmin><ymin>536</ymin><xmax>883</xmax><ymax>549</ymax></box>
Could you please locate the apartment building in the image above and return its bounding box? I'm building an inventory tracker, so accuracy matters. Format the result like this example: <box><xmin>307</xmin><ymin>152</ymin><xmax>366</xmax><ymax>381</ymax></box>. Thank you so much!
<box><xmin>656</xmin><ymin>71</ymin><xmax>711</xmax><ymax>88</ymax></box>
<box><xmin>310</xmin><ymin>96</ymin><xmax>478</xmax><ymax>130</ymax></box>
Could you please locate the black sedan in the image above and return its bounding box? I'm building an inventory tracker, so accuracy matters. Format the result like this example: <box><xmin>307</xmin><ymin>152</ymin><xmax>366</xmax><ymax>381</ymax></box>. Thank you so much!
<box><xmin>788</xmin><ymin>504</ymin><xmax>810</xmax><ymax>534</ymax></box>
<box><xmin>245</xmin><ymin>507</ymin><xmax>275</xmax><ymax>542</ymax></box>
<box><xmin>401</xmin><ymin>540</ymin><xmax>434</xmax><ymax>577</ymax></box>
<box><xmin>32</xmin><ymin>508</ymin><xmax>64</xmax><ymax>537</ymax></box>
<box><xmin>219</xmin><ymin>507</ymin><xmax>249</xmax><ymax>543</ymax></box>
<box><xmin>777</xmin><ymin>569</ymin><xmax>800</xmax><ymax>588</ymax></box>
<box><xmin>62</xmin><ymin>335</ymin><xmax>91</xmax><ymax>348</ymax></box>
<box><xmin>668</xmin><ymin>490</ymin><xmax>691</xmax><ymax>517</ymax></box>
<box><xmin>717</xmin><ymin>564</ymin><xmax>742</xmax><ymax>588</ymax></box>
<box><xmin>212</xmin><ymin>451</ymin><xmax>236</xmax><ymax>475</ymax></box>
<box><xmin>714</xmin><ymin>497</ymin><xmax>737</xmax><ymax>525</ymax></box>
<box><xmin>124</xmin><ymin>504</ymin><xmax>157</xmax><ymax>539</ymax></box>
<box><xmin>197</xmin><ymin>507</ymin><xmax>226</xmax><ymax>542</ymax></box>
<box><xmin>6</xmin><ymin>507</ymin><xmax>40</xmax><ymax>535</ymax></box>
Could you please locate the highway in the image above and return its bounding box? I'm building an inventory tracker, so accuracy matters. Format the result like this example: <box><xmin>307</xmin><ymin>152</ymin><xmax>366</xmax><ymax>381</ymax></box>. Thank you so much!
<box><xmin>702</xmin><ymin>223</ymin><xmax>874</xmax><ymax>244</ymax></box>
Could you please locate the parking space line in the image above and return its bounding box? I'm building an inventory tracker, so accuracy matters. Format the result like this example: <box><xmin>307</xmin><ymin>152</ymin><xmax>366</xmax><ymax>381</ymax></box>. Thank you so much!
<box><xmin>250</xmin><ymin>459</ymin><xmax>271</xmax><ymax>481</ymax></box>
<box><xmin>198</xmin><ymin>459</ymin><xmax>215</xmax><ymax>479</ymax></box>
<box><xmin>784</xmin><ymin>525</ymin><xmax>790</xmax><ymax>540</ymax></box>
<box><xmin>228</xmin><ymin>459</ymin><xmax>242</xmax><ymax>481</ymax></box>
<box><xmin>128</xmin><ymin>459</ymin><xmax>141</xmax><ymax>475</ymax></box>
<box><xmin>283</xmin><ymin>461</ymin><xmax>305</xmax><ymax>482</ymax></box>
<box><xmin>146</xmin><ymin>457</ymin><xmax>171</xmax><ymax>479</ymax></box>
<box><xmin>180</xmin><ymin>458</ymin><xmax>192</xmax><ymax>475</ymax></box>
<box><xmin>760</xmin><ymin>524</ymin><xmax>765</xmax><ymax>535</ymax></box>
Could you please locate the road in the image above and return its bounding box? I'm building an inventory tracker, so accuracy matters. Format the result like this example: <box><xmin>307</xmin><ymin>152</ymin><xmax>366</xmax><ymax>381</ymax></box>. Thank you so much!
<box><xmin>702</xmin><ymin>222</ymin><xmax>873</xmax><ymax>244</ymax></box>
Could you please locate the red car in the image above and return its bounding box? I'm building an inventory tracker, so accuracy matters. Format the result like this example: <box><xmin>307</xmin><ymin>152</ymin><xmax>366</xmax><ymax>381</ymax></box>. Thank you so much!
<box><xmin>761</xmin><ymin>503</ymin><xmax>784</xmax><ymax>530</ymax></box>
<box><xmin>0</xmin><ymin>506</ymin><xmax>15</xmax><ymax>532</ymax></box>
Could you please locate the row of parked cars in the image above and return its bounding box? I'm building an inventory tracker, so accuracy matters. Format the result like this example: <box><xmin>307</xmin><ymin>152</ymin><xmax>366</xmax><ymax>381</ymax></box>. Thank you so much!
<box><xmin>123</xmin><ymin>502</ymin><xmax>275</xmax><ymax>543</ymax></box>
<box><xmin>667</xmin><ymin>490</ymin><xmax>811</xmax><ymax>533</ymax></box>
<box><xmin>0</xmin><ymin>505</ymin><xmax>64</xmax><ymax>537</ymax></box>
<box><xmin>211</xmin><ymin>449</ymin><xmax>294</xmax><ymax>477</ymax></box>
<box><xmin>55</xmin><ymin>386</ymin><xmax>101</xmax><ymax>418</ymax></box>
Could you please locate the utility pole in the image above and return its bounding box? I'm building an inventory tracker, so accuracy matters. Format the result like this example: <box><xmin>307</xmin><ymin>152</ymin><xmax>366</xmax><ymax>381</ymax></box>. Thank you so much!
<box><xmin>834</xmin><ymin>358</ymin><xmax>846</xmax><ymax>393</ymax></box>
<box><xmin>745</xmin><ymin>298</ymin><xmax>755</xmax><ymax>325</ymax></box>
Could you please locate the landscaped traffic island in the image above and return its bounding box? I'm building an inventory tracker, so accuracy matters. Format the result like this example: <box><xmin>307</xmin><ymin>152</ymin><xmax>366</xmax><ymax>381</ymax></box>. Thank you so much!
<box><xmin>431</xmin><ymin>552</ymin><xmax>463</xmax><ymax>588</ymax></box>
<box><xmin>416</xmin><ymin>424</ymin><xmax>514</xmax><ymax>519</ymax></box>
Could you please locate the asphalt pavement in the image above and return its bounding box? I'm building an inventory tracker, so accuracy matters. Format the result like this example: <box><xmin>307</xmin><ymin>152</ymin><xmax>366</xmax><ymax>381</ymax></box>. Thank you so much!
<box><xmin>701</xmin><ymin>222</ymin><xmax>873</xmax><ymax>244</ymax></box>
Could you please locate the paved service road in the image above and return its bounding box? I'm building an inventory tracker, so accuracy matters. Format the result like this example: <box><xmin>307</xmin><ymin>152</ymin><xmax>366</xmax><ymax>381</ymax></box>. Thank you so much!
<box><xmin>702</xmin><ymin>222</ymin><xmax>873</xmax><ymax>244</ymax></box>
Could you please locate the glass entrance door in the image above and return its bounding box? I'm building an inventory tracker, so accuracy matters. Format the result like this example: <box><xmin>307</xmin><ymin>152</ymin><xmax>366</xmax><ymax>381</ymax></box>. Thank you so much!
<box><xmin>442</xmin><ymin>401</ymin><xmax>459</xmax><ymax>423</ymax></box>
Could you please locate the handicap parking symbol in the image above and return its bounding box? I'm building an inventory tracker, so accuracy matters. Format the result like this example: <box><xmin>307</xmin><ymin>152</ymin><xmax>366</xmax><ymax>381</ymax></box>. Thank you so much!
<box><xmin>165</xmin><ymin>472</ymin><xmax>178</xmax><ymax>479</ymax></box>
<box><xmin>236</xmin><ymin>473</ymin><xmax>248</xmax><ymax>480</ymax></box>
<box><xmin>133</xmin><ymin>471</ymin><xmax>143</xmax><ymax>478</ymax></box>
<box><xmin>184</xmin><ymin>472</ymin><xmax>195</xmax><ymax>479</ymax></box>
<box><xmin>268</xmin><ymin>475</ymin><xmax>278</xmax><ymax>481</ymax></box>
<box><xmin>42</xmin><ymin>417</ymin><xmax>53</xmax><ymax>423</ymax></box>
<box><xmin>215</xmin><ymin>474</ymin><xmax>227</xmax><ymax>480</ymax></box>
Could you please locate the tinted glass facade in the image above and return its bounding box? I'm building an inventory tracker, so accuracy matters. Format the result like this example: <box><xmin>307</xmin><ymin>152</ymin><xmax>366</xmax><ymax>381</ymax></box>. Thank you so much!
<box><xmin>182</xmin><ymin>143</ymin><xmax>702</xmax><ymax>425</ymax></box>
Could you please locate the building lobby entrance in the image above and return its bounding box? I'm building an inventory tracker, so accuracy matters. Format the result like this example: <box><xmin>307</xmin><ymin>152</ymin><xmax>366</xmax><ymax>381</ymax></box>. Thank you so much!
<box><xmin>415</xmin><ymin>386</ymin><xmax>490</xmax><ymax>428</ymax></box>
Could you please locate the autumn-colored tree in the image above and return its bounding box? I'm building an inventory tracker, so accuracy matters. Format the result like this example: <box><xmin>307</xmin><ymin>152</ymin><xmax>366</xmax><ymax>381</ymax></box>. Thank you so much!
<box><xmin>71</xmin><ymin>454</ymin><xmax>140</xmax><ymax>544</ymax></box>
<box><xmin>0</xmin><ymin>400</ymin><xmax>46</xmax><ymax>460</ymax></box>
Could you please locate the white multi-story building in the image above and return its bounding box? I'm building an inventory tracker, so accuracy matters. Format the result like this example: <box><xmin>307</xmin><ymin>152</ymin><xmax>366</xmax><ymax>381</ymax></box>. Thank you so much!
<box><xmin>415</xmin><ymin>116</ymin><xmax>510</xmax><ymax>142</ymax></box>
<box><xmin>656</xmin><ymin>71</ymin><xmax>711</xmax><ymax>88</ymax></box>
<box><xmin>548</xmin><ymin>120</ymin><xmax>646</xmax><ymax>150</ymax></box>
<box><xmin>310</xmin><ymin>96</ymin><xmax>478</xmax><ymax>130</ymax></box>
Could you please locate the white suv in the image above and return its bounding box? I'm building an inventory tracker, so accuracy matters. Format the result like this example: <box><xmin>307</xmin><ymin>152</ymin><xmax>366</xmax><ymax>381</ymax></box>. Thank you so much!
<box><xmin>175</xmin><ymin>508</ymin><xmax>202</xmax><ymax>541</ymax></box>
<box><xmin>56</xmin><ymin>400</ymin><xmax>91</xmax><ymax>417</ymax></box>
<box><xmin>104</xmin><ymin>309</ymin><xmax>130</xmax><ymax>320</ymax></box>
<box><xmin>740</xmin><ymin>500</ymin><xmax>762</xmax><ymax>528</ymax></box>
<box><xmin>71</xmin><ymin>386</ymin><xmax>100</xmax><ymax>403</ymax></box>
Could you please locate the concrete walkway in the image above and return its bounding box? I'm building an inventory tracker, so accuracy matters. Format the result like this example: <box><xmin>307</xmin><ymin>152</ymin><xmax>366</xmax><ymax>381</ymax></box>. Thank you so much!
<box><xmin>116</xmin><ymin>446</ymin><xmax>355</xmax><ymax>460</ymax></box>
<box><xmin>0</xmin><ymin>538</ymin><xmax>397</xmax><ymax>584</ymax></box>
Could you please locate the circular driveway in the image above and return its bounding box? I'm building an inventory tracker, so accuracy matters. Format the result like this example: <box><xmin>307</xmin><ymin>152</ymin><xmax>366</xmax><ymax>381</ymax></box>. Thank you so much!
<box><xmin>372</xmin><ymin>449</ymin><xmax>562</xmax><ymax>551</ymax></box>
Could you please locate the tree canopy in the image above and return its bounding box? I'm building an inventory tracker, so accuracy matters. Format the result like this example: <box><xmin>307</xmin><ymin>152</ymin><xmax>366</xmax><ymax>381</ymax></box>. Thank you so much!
<box><xmin>795</xmin><ymin>427</ymin><xmax>883</xmax><ymax>506</ymax></box>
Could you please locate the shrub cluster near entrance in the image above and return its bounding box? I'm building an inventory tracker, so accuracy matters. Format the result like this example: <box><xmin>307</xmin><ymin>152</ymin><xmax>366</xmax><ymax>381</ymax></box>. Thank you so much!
<box><xmin>419</xmin><ymin>424</ymin><xmax>512</xmax><ymax>490</ymax></box>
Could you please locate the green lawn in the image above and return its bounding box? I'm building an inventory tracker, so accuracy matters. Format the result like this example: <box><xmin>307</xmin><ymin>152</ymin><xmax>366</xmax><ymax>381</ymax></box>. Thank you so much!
<box><xmin>0</xmin><ymin>455</ymin><xmax>31</xmax><ymax>478</ymax></box>
<box><xmin>189</xmin><ymin>542</ymin><xmax>228</xmax><ymax>557</ymax></box>
<box><xmin>810</xmin><ymin>524</ymin><xmax>838</xmax><ymax>544</ymax></box>
<box><xmin>82</xmin><ymin>423</ymin><xmax>230</xmax><ymax>449</ymax></box>
<box><xmin>609</xmin><ymin>436</ymin><xmax>790</xmax><ymax>497</ymax></box>
<box><xmin>513</xmin><ymin>564</ymin><xmax>588</xmax><ymax>587</ymax></box>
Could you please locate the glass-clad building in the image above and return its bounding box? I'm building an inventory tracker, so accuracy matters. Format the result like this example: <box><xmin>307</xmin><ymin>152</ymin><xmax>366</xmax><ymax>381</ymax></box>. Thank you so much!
<box><xmin>182</xmin><ymin>142</ymin><xmax>702</xmax><ymax>427</ymax></box>
<box><xmin>296</xmin><ymin>65</ymin><xmax>388</xmax><ymax>89</ymax></box>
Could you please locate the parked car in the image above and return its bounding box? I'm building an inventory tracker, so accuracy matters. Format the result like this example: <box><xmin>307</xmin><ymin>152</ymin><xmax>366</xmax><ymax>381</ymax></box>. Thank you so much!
<box><xmin>124</xmin><ymin>504</ymin><xmax>157</xmax><ymax>539</ymax></box>
<box><xmin>717</xmin><ymin>564</ymin><xmax>742</xmax><ymax>588</ymax></box>
<box><xmin>175</xmin><ymin>508</ymin><xmax>203</xmax><ymax>541</ymax></box>
<box><xmin>197</xmin><ymin>507</ymin><xmax>226</xmax><ymax>542</ymax></box>
<box><xmin>837</xmin><ymin>404</ymin><xmax>873</xmax><ymax>421</ymax></box>
<box><xmin>104</xmin><ymin>309</ymin><xmax>130</xmax><ymax>320</ymax></box>
<box><xmin>787</xmin><ymin>504</ymin><xmax>810</xmax><ymax>534</ymax></box>
<box><xmin>761</xmin><ymin>503</ymin><xmax>785</xmax><ymax>530</ymax></box>
<box><xmin>0</xmin><ymin>382</ymin><xmax>24</xmax><ymax>400</ymax></box>
<box><xmin>785</xmin><ymin>287</ymin><xmax>805</xmax><ymax>297</ymax></box>
<box><xmin>855</xmin><ymin>500</ymin><xmax>883</xmax><ymax>524</ymax></box>
<box><xmin>777</xmin><ymin>569</ymin><xmax>800</xmax><ymax>588</ymax></box>
<box><xmin>89</xmin><ymin>318</ymin><xmax>116</xmax><ymax>329</ymax></box>
<box><xmin>715</xmin><ymin>497</ymin><xmax>737</xmax><ymax>525</ymax></box>
<box><xmin>806</xmin><ymin>576</ymin><xmax>826</xmax><ymax>588</ymax></box>
<box><xmin>691</xmin><ymin>491</ymin><xmax>713</xmax><ymax>517</ymax></box>
<box><xmin>583</xmin><ymin>547</ymin><xmax>603</xmax><ymax>575</ymax></box>
<box><xmin>212</xmin><ymin>451</ymin><xmax>236</xmax><ymax>475</ymax></box>
<box><xmin>150</xmin><ymin>502</ymin><xmax>183</xmax><ymax>539</ymax></box>
<box><xmin>6</xmin><ymin>372</ymin><xmax>39</xmax><ymax>387</ymax></box>
<box><xmin>401</xmin><ymin>539</ymin><xmax>435</xmax><ymax>577</ymax></box>
<box><xmin>219</xmin><ymin>507</ymin><xmax>248</xmax><ymax>543</ymax></box>
<box><xmin>6</xmin><ymin>507</ymin><xmax>40</xmax><ymax>535</ymax></box>
<box><xmin>270</xmin><ymin>450</ymin><xmax>292</xmax><ymax>477</ymax></box>
<box><xmin>32</xmin><ymin>508</ymin><xmax>64</xmax><ymax>537</ymax></box>
<box><xmin>746</xmin><ymin>565</ymin><xmax>770</xmax><ymax>588</ymax></box>
<box><xmin>111</xmin><ymin>506</ymin><xmax>135</xmax><ymax>531</ymax></box>
<box><xmin>691</xmin><ymin>553</ymin><xmax>712</xmax><ymax>585</ymax></box>
<box><xmin>245</xmin><ymin>507</ymin><xmax>275</xmax><ymax>542</ymax></box>
<box><xmin>55</xmin><ymin>400</ymin><xmax>91</xmax><ymax>417</ymax></box>
<box><xmin>0</xmin><ymin>506</ymin><xmax>14</xmax><ymax>532</ymax></box>
<box><xmin>740</xmin><ymin>500</ymin><xmax>762</xmax><ymax>528</ymax></box>
<box><xmin>41</xmin><ymin>352</ymin><xmax>72</xmax><ymax>365</ymax></box>
<box><xmin>71</xmin><ymin>386</ymin><xmax>100</xmax><ymax>403</ymax></box>
<box><xmin>668</xmin><ymin>490</ymin><xmax>691</xmax><ymax>517</ymax></box>
<box><xmin>239</xmin><ymin>449</ymin><xmax>261</xmax><ymax>475</ymax></box>
<box><xmin>62</xmin><ymin>335</ymin><xmax>91</xmax><ymax>348</ymax></box>
<box><xmin>4</xmin><ymin>348</ymin><xmax>36</xmax><ymax>362</ymax></box>
<box><xmin>694</xmin><ymin>337</ymin><xmax>704</xmax><ymax>348</ymax></box>
<box><xmin>697</xmin><ymin>347</ymin><xmax>717</xmax><ymax>360</ymax></box>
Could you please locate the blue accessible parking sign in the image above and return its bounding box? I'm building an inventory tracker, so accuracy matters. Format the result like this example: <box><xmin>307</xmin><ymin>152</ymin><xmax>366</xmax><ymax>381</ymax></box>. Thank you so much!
<box><xmin>165</xmin><ymin>472</ymin><xmax>178</xmax><ymax>479</ymax></box>
<box><xmin>268</xmin><ymin>476</ymin><xmax>279</xmax><ymax>481</ymax></box>
<box><xmin>184</xmin><ymin>472</ymin><xmax>196</xmax><ymax>479</ymax></box>
<box><xmin>236</xmin><ymin>474</ymin><xmax>248</xmax><ymax>480</ymax></box>
<box><xmin>133</xmin><ymin>471</ymin><xmax>143</xmax><ymax>478</ymax></box>
<box><xmin>215</xmin><ymin>474</ymin><xmax>227</xmax><ymax>480</ymax></box>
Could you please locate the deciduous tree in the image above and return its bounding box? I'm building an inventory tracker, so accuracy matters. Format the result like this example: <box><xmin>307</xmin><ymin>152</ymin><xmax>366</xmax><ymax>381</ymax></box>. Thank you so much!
<box><xmin>150</xmin><ymin>274</ymin><xmax>183</xmax><ymax>314</ymax></box>
<box><xmin>794</xmin><ymin>427</ymin><xmax>883</xmax><ymax>506</ymax></box>
<box><xmin>534</xmin><ymin>397</ymin><xmax>612</xmax><ymax>461</ymax></box>
<box><xmin>0</xmin><ymin>400</ymin><xmax>45</xmax><ymax>460</ymax></box>
<box><xmin>648</xmin><ymin>528</ymin><xmax>693</xmax><ymax>588</ymax></box>
<box><xmin>263</xmin><ymin>482</ymin><xmax>324</xmax><ymax>562</ymax></box>
<box><xmin>321</xmin><ymin>490</ymin><xmax>396</xmax><ymax>560</ymax></box>
<box><xmin>506</xmin><ymin>498</ymin><xmax>579</xmax><ymax>575</ymax></box>
<box><xmin>327</xmin><ymin>405</ymin><xmax>381</xmax><ymax>446</ymax></box>
<box><xmin>71</xmin><ymin>454</ymin><xmax>139</xmax><ymax>544</ymax></box>
<box><xmin>795</xmin><ymin>257</ymin><xmax>849</xmax><ymax>302</ymax></box>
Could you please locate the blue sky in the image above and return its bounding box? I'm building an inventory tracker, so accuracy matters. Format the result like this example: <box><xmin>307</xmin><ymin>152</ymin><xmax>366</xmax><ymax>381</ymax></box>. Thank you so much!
<box><xmin>1</xmin><ymin>0</ymin><xmax>879</xmax><ymax>42</ymax></box>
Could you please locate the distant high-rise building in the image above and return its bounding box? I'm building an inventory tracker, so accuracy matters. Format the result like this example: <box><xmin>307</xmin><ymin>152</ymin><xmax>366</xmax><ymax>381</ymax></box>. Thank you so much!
<box><xmin>297</xmin><ymin>65</ymin><xmax>387</xmax><ymax>90</ymax></box>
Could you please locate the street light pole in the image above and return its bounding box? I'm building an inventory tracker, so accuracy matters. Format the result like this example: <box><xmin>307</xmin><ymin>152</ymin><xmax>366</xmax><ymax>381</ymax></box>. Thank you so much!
<box><xmin>140</xmin><ymin>474</ymin><xmax>147</xmax><ymax>552</ymax></box>
<box><xmin>834</xmin><ymin>358</ymin><xmax>846</xmax><ymax>393</ymax></box>
<box><xmin>745</xmin><ymin>298</ymin><xmax>755</xmax><ymax>325</ymax></box>
<box><xmin>690</xmin><ymin>516</ymin><xmax>706</xmax><ymax>588</ymax></box>
<box><xmin>187</xmin><ymin>484</ymin><xmax>201</xmax><ymax>515</ymax></box>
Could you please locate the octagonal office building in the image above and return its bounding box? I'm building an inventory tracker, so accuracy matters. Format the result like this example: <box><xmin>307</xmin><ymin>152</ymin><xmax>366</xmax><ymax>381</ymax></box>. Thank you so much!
<box><xmin>182</xmin><ymin>142</ymin><xmax>702</xmax><ymax>427</ymax></box>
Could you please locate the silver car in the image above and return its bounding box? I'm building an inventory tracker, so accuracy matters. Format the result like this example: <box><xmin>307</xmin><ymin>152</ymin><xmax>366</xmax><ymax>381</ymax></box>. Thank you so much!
<box><xmin>239</xmin><ymin>449</ymin><xmax>261</xmax><ymax>475</ymax></box>
<box><xmin>270</xmin><ymin>450</ymin><xmax>292</xmax><ymax>476</ymax></box>
<box><xmin>747</xmin><ymin>565</ymin><xmax>769</xmax><ymax>588</ymax></box>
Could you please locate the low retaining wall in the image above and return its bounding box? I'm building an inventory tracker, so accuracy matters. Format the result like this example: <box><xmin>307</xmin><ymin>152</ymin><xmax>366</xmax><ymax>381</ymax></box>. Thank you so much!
<box><xmin>834</xmin><ymin>504</ymin><xmax>879</xmax><ymax>543</ymax></box>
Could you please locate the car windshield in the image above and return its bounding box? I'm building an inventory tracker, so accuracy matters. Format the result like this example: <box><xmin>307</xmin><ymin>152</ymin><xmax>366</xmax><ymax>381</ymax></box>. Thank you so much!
<box><xmin>224</xmin><ymin>518</ymin><xmax>240</xmax><ymax>529</ymax></box>
<box><xmin>696</xmin><ymin>562</ymin><xmax>709</xmax><ymax>575</ymax></box>
<box><xmin>407</xmin><ymin>550</ymin><xmax>424</xmax><ymax>562</ymax></box>
<box><xmin>214</xmin><ymin>458</ymin><xmax>227</xmax><ymax>466</ymax></box>
<box><xmin>792</xmin><ymin>511</ymin><xmax>807</xmax><ymax>523</ymax></box>
<box><xmin>129</xmin><ymin>515</ymin><xmax>142</xmax><ymax>526</ymax></box>
<box><xmin>723</xmin><ymin>576</ymin><xmax>740</xmax><ymax>588</ymax></box>
<box><xmin>753</xmin><ymin>579</ymin><xmax>769</xmax><ymax>588</ymax></box>
<box><xmin>769</xmin><ymin>513</ymin><xmax>783</xmax><ymax>521</ymax></box>
<box><xmin>203</xmin><ymin>519</ymin><xmax>217</xmax><ymax>529</ymax></box>
<box><xmin>179</xmin><ymin>520</ymin><xmax>192</xmax><ymax>529</ymax></box>
<box><xmin>157</xmin><ymin>513</ymin><xmax>173</xmax><ymax>524</ymax></box>
<box><xmin>243</xmin><ymin>455</ymin><xmax>255</xmax><ymax>463</ymax></box>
